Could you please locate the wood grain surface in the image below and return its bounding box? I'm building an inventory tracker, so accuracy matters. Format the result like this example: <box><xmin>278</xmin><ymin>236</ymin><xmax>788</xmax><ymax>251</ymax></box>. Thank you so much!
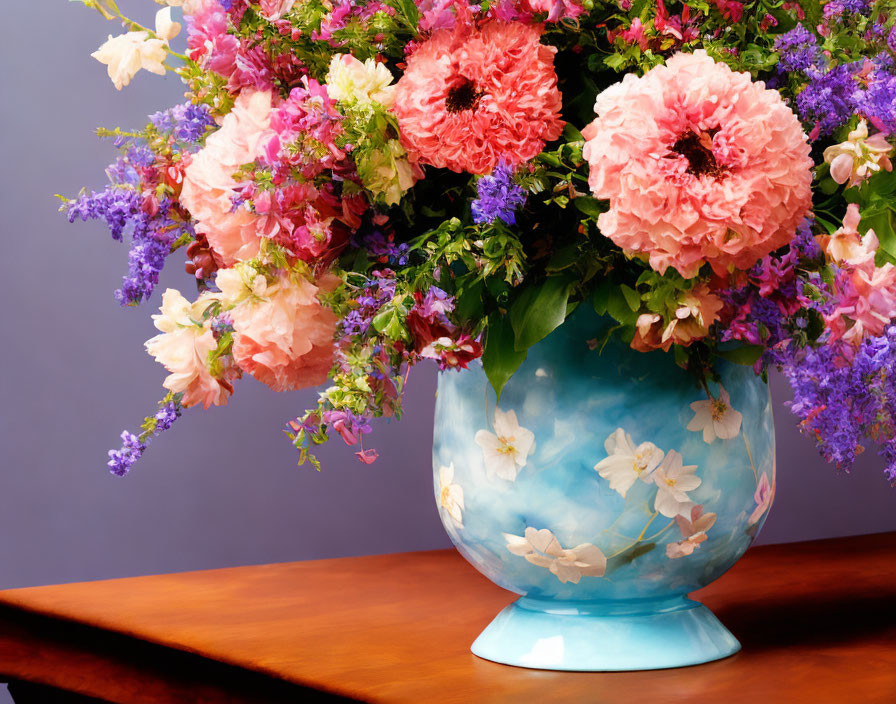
<box><xmin>0</xmin><ymin>533</ymin><xmax>894</xmax><ymax>703</ymax></box>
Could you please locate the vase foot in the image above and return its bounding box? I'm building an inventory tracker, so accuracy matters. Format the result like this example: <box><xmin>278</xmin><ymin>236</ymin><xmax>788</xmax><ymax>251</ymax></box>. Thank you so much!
<box><xmin>471</xmin><ymin>595</ymin><xmax>740</xmax><ymax>671</ymax></box>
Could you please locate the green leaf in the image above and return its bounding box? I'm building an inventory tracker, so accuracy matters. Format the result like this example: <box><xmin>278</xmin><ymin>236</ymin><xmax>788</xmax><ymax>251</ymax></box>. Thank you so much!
<box><xmin>482</xmin><ymin>314</ymin><xmax>528</xmax><ymax>400</ymax></box>
<box><xmin>592</xmin><ymin>278</ymin><xmax>612</xmax><ymax>316</ymax></box>
<box><xmin>620</xmin><ymin>284</ymin><xmax>641</xmax><ymax>312</ymax></box>
<box><xmin>454</xmin><ymin>278</ymin><xmax>485</xmax><ymax>323</ymax></box>
<box><xmin>509</xmin><ymin>276</ymin><xmax>575</xmax><ymax>352</ymax></box>
<box><xmin>717</xmin><ymin>344</ymin><xmax>764</xmax><ymax>366</ymax></box>
<box><xmin>863</xmin><ymin>208</ymin><xmax>896</xmax><ymax>263</ymax></box>
<box><xmin>574</xmin><ymin>197</ymin><xmax>604</xmax><ymax>219</ymax></box>
<box><xmin>607</xmin><ymin>286</ymin><xmax>639</xmax><ymax>325</ymax></box>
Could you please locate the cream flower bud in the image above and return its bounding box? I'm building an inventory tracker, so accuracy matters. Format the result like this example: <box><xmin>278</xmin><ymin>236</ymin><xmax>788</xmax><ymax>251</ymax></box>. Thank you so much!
<box><xmin>91</xmin><ymin>32</ymin><xmax>167</xmax><ymax>90</ymax></box>
<box><xmin>155</xmin><ymin>7</ymin><xmax>182</xmax><ymax>42</ymax></box>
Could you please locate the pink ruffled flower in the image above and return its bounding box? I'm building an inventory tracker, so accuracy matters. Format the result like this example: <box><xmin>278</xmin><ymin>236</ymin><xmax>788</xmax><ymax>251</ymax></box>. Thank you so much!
<box><xmin>393</xmin><ymin>20</ymin><xmax>564</xmax><ymax>175</ymax></box>
<box><xmin>180</xmin><ymin>90</ymin><xmax>279</xmax><ymax>266</ymax></box>
<box><xmin>582</xmin><ymin>50</ymin><xmax>814</xmax><ymax>277</ymax></box>
<box><xmin>221</xmin><ymin>269</ymin><xmax>340</xmax><ymax>392</ymax></box>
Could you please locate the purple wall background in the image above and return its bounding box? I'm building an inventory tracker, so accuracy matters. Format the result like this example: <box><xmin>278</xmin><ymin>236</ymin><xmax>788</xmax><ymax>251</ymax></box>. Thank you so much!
<box><xmin>1</xmin><ymin>1</ymin><xmax>895</xmax><ymax>592</ymax></box>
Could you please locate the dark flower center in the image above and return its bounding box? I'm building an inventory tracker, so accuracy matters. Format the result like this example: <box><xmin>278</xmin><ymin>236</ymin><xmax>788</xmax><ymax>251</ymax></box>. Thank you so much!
<box><xmin>670</xmin><ymin>128</ymin><xmax>724</xmax><ymax>177</ymax></box>
<box><xmin>445</xmin><ymin>78</ymin><xmax>483</xmax><ymax>113</ymax></box>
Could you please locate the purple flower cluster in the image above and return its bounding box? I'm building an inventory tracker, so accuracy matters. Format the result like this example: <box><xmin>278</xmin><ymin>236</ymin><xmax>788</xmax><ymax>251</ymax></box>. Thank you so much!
<box><xmin>863</xmin><ymin>71</ymin><xmax>896</xmax><ymax>134</ymax></box>
<box><xmin>341</xmin><ymin>273</ymin><xmax>397</xmax><ymax>336</ymax></box>
<box><xmin>149</xmin><ymin>103</ymin><xmax>216</xmax><ymax>144</ymax></box>
<box><xmin>67</xmin><ymin>190</ymin><xmax>189</xmax><ymax>306</ymax></box>
<box><xmin>774</xmin><ymin>26</ymin><xmax>820</xmax><ymax>74</ymax></box>
<box><xmin>67</xmin><ymin>188</ymin><xmax>145</xmax><ymax>242</ymax></box>
<box><xmin>796</xmin><ymin>62</ymin><xmax>863</xmax><ymax>136</ymax></box>
<box><xmin>108</xmin><ymin>431</ymin><xmax>147</xmax><ymax>477</ymax></box>
<box><xmin>108</xmin><ymin>400</ymin><xmax>183</xmax><ymax>477</ymax></box>
<box><xmin>785</xmin><ymin>326</ymin><xmax>896</xmax><ymax>481</ymax></box>
<box><xmin>471</xmin><ymin>161</ymin><xmax>527</xmax><ymax>225</ymax></box>
<box><xmin>823</xmin><ymin>0</ymin><xmax>870</xmax><ymax>16</ymax></box>
<box><xmin>354</xmin><ymin>230</ymin><xmax>410</xmax><ymax>266</ymax></box>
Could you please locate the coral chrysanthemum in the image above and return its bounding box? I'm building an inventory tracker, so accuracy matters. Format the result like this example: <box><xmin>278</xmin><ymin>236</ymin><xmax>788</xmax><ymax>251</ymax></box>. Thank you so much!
<box><xmin>582</xmin><ymin>50</ymin><xmax>814</xmax><ymax>278</ymax></box>
<box><xmin>392</xmin><ymin>20</ymin><xmax>564</xmax><ymax>175</ymax></box>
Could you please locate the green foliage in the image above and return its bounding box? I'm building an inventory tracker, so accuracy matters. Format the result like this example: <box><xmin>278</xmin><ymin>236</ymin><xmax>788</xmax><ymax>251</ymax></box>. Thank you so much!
<box><xmin>482</xmin><ymin>313</ymin><xmax>528</xmax><ymax>399</ymax></box>
<box><xmin>509</xmin><ymin>275</ymin><xmax>576</xmax><ymax>352</ymax></box>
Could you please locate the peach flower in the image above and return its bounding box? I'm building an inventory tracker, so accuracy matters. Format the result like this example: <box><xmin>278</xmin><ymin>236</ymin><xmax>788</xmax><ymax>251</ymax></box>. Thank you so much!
<box><xmin>144</xmin><ymin>289</ymin><xmax>233</xmax><ymax>409</ymax></box>
<box><xmin>217</xmin><ymin>267</ymin><xmax>339</xmax><ymax>392</ymax></box>
<box><xmin>631</xmin><ymin>283</ymin><xmax>723</xmax><ymax>352</ymax></box>
<box><xmin>180</xmin><ymin>90</ymin><xmax>279</xmax><ymax>266</ymax></box>
<box><xmin>392</xmin><ymin>20</ymin><xmax>564</xmax><ymax>175</ymax></box>
<box><xmin>819</xmin><ymin>204</ymin><xmax>871</xmax><ymax>264</ymax></box>
<box><xmin>582</xmin><ymin>50</ymin><xmax>813</xmax><ymax>277</ymax></box>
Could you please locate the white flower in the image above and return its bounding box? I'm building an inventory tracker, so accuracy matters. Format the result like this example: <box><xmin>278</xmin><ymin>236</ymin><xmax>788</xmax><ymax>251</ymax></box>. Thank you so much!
<box><xmin>154</xmin><ymin>7</ymin><xmax>182</xmax><ymax>42</ymax></box>
<box><xmin>438</xmin><ymin>463</ymin><xmax>465</xmax><ymax>526</ymax></box>
<box><xmin>665</xmin><ymin>505</ymin><xmax>716</xmax><ymax>559</ymax></box>
<box><xmin>325</xmin><ymin>54</ymin><xmax>396</xmax><ymax>107</ymax></box>
<box><xmin>652</xmin><ymin>450</ymin><xmax>701</xmax><ymax>518</ymax></box>
<box><xmin>823</xmin><ymin>119</ymin><xmax>893</xmax><ymax>189</ymax></box>
<box><xmin>144</xmin><ymin>290</ymin><xmax>230</xmax><ymax>409</ymax></box>
<box><xmin>92</xmin><ymin>31</ymin><xmax>167</xmax><ymax>90</ymax></box>
<box><xmin>504</xmin><ymin>527</ymin><xmax>607</xmax><ymax>584</ymax></box>
<box><xmin>686</xmin><ymin>387</ymin><xmax>743</xmax><ymax>443</ymax></box>
<box><xmin>474</xmin><ymin>408</ymin><xmax>535</xmax><ymax>481</ymax></box>
<box><xmin>594</xmin><ymin>428</ymin><xmax>664</xmax><ymax>498</ymax></box>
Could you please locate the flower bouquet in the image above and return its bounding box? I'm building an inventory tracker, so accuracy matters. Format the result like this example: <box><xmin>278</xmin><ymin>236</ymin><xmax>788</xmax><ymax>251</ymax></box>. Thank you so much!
<box><xmin>65</xmin><ymin>1</ymin><xmax>896</xmax><ymax>485</ymax></box>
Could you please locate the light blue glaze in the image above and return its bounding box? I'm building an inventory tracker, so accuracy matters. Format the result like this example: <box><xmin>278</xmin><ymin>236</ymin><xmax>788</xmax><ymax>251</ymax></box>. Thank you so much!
<box><xmin>432</xmin><ymin>306</ymin><xmax>775</xmax><ymax>671</ymax></box>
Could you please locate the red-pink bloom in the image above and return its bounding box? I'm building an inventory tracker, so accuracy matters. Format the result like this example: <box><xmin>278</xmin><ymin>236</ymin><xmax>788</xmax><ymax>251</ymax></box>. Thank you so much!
<box><xmin>393</xmin><ymin>20</ymin><xmax>564</xmax><ymax>175</ymax></box>
<box><xmin>582</xmin><ymin>51</ymin><xmax>813</xmax><ymax>277</ymax></box>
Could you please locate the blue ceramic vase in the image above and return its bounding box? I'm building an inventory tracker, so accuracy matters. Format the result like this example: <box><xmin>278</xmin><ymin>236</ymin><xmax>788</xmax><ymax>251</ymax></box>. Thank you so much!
<box><xmin>432</xmin><ymin>307</ymin><xmax>775</xmax><ymax>671</ymax></box>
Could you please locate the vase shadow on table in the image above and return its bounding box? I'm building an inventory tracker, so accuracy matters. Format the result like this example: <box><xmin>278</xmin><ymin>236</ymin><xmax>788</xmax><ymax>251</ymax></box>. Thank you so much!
<box><xmin>712</xmin><ymin>590</ymin><xmax>896</xmax><ymax>652</ymax></box>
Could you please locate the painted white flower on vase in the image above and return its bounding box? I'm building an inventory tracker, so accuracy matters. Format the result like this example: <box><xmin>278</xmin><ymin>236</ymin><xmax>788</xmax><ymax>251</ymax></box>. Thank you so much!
<box><xmin>594</xmin><ymin>428</ymin><xmax>665</xmax><ymax>498</ymax></box>
<box><xmin>438</xmin><ymin>462</ymin><xmax>465</xmax><ymax>526</ymax></box>
<box><xmin>653</xmin><ymin>450</ymin><xmax>701</xmax><ymax>518</ymax></box>
<box><xmin>686</xmin><ymin>387</ymin><xmax>743</xmax><ymax>443</ymax></box>
<box><xmin>749</xmin><ymin>473</ymin><xmax>776</xmax><ymax>526</ymax></box>
<box><xmin>666</xmin><ymin>505</ymin><xmax>717</xmax><ymax>559</ymax></box>
<box><xmin>474</xmin><ymin>408</ymin><xmax>535</xmax><ymax>481</ymax></box>
<box><xmin>504</xmin><ymin>527</ymin><xmax>606</xmax><ymax>584</ymax></box>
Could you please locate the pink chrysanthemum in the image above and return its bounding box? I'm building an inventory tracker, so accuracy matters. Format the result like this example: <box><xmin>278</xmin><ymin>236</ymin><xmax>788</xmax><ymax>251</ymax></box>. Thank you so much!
<box><xmin>582</xmin><ymin>50</ymin><xmax>814</xmax><ymax>277</ymax></box>
<box><xmin>392</xmin><ymin>20</ymin><xmax>564</xmax><ymax>175</ymax></box>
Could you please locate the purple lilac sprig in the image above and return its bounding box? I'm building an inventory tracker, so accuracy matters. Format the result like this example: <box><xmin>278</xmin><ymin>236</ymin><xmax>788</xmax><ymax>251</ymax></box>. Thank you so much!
<box><xmin>774</xmin><ymin>25</ymin><xmax>821</xmax><ymax>74</ymax></box>
<box><xmin>149</xmin><ymin>103</ymin><xmax>216</xmax><ymax>145</ymax></box>
<box><xmin>783</xmin><ymin>327</ymin><xmax>896</xmax><ymax>482</ymax></box>
<box><xmin>341</xmin><ymin>273</ymin><xmax>397</xmax><ymax>337</ymax></box>
<box><xmin>796</xmin><ymin>62</ymin><xmax>864</xmax><ymax>136</ymax></box>
<box><xmin>108</xmin><ymin>397</ymin><xmax>183</xmax><ymax>477</ymax></box>
<box><xmin>472</xmin><ymin>161</ymin><xmax>527</xmax><ymax>226</ymax></box>
<box><xmin>862</xmin><ymin>71</ymin><xmax>896</xmax><ymax>134</ymax></box>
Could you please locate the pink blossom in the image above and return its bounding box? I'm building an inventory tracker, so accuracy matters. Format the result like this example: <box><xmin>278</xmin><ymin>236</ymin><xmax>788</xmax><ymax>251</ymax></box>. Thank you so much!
<box><xmin>223</xmin><ymin>270</ymin><xmax>341</xmax><ymax>392</ymax></box>
<box><xmin>393</xmin><ymin>20</ymin><xmax>564</xmax><ymax>175</ymax></box>
<box><xmin>519</xmin><ymin>0</ymin><xmax>585</xmax><ymax>22</ymax></box>
<box><xmin>582</xmin><ymin>50</ymin><xmax>814</xmax><ymax>277</ymax></box>
<box><xmin>180</xmin><ymin>90</ymin><xmax>279</xmax><ymax>266</ymax></box>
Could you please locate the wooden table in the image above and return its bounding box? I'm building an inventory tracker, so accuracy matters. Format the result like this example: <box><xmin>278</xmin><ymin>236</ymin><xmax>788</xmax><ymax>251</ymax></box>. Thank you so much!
<box><xmin>0</xmin><ymin>533</ymin><xmax>894</xmax><ymax>703</ymax></box>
